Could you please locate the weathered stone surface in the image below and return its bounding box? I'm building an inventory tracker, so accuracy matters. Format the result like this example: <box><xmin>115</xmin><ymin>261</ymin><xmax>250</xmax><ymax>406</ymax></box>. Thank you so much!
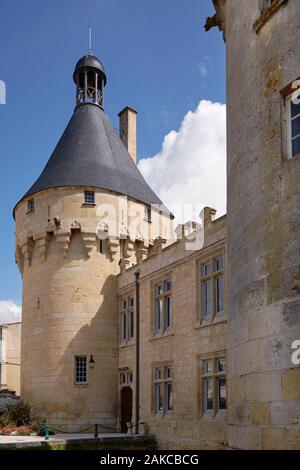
<box><xmin>261</xmin><ymin>427</ymin><xmax>286</xmax><ymax>450</ymax></box>
<box><xmin>118</xmin><ymin>213</ymin><xmax>227</xmax><ymax>449</ymax></box>
<box><xmin>282</xmin><ymin>369</ymin><xmax>300</xmax><ymax>401</ymax></box>
<box><xmin>222</xmin><ymin>0</ymin><xmax>300</xmax><ymax>449</ymax></box>
<box><xmin>15</xmin><ymin>187</ymin><xmax>171</xmax><ymax>430</ymax></box>
<box><xmin>252</xmin><ymin>403</ymin><xmax>270</xmax><ymax>426</ymax></box>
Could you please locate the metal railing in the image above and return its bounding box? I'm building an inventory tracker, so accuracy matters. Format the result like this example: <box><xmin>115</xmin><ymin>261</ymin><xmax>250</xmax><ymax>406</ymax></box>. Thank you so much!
<box><xmin>44</xmin><ymin>422</ymin><xmax>122</xmax><ymax>441</ymax></box>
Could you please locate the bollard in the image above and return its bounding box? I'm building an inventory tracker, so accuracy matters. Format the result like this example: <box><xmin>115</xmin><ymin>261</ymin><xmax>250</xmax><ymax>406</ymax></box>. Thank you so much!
<box><xmin>94</xmin><ymin>423</ymin><xmax>98</xmax><ymax>438</ymax></box>
<box><xmin>45</xmin><ymin>422</ymin><xmax>49</xmax><ymax>441</ymax></box>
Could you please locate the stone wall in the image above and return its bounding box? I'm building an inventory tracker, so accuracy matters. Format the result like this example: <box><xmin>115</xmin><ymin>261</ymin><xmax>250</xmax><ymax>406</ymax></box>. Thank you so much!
<box><xmin>0</xmin><ymin>323</ymin><xmax>21</xmax><ymax>395</ymax></box>
<box><xmin>15</xmin><ymin>187</ymin><xmax>171</xmax><ymax>430</ymax></box>
<box><xmin>216</xmin><ymin>0</ymin><xmax>300</xmax><ymax>450</ymax></box>
<box><xmin>118</xmin><ymin>210</ymin><xmax>228</xmax><ymax>449</ymax></box>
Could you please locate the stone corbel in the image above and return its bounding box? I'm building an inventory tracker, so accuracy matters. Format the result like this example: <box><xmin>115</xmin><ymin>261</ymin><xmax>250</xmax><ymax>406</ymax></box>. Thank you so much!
<box><xmin>15</xmin><ymin>245</ymin><xmax>25</xmax><ymax>275</ymax></box>
<box><xmin>55</xmin><ymin>233</ymin><xmax>71</xmax><ymax>258</ymax></box>
<box><xmin>82</xmin><ymin>232</ymin><xmax>97</xmax><ymax>257</ymax></box>
<box><xmin>19</xmin><ymin>239</ymin><xmax>33</xmax><ymax>267</ymax></box>
<box><xmin>124</xmin><ymin>238</ymin><xmax>135</xmax><ymax>259</ymax></box>
<box><xmin>153</xmin><ymin>237</ymin><xmax>167</xmax><ymax>255</ymax></box>
<box><xmin>119</xmin><ymin>257</ymin><xmax>131</xmax><ymax>273</ymax></box>
<box><xmin>108</xmin><ymin>238</ymin><xmax>120</xmax><ymax>259</ymax></box>
<box><xmin>35</xmin><ymin>236</ymin><xmax>49</xmax><ymax>260</ymax></box>
<box><xmin>136</xmin><ymin>247</ymin><xmax>148</xmax><ymax>265</ymax></box>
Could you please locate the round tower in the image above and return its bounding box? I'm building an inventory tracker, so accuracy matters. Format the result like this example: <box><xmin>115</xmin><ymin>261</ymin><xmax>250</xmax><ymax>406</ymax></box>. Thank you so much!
<box><xmin>212</xmin><ymin>0</ymin><xmax>300</xmax><ymax>450</ymax></box>
<box><xmin>14</xmin><ymin>53</ymin><xmax>171</xmax><ymax>430</ymax></box>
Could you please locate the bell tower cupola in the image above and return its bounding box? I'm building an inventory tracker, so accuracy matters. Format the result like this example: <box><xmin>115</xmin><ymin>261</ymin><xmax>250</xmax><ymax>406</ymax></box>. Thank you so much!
<box><xmin>73</xmin><ymin>53</ymin><xmax>107</xmax><ymax>109</ymax></box>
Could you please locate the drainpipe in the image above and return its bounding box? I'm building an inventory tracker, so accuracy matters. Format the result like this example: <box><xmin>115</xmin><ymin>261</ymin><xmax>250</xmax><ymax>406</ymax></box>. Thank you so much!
<box><xmin>134</xmin><ymin>269</ymin><xmax>140</xmax><ymax>435</ymax></box>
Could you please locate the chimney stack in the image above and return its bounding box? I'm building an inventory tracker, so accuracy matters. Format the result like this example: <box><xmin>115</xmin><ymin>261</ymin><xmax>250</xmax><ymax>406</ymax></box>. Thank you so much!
<box><xmin>118</xmin><ymin>106</ymin><xmax>137</xmax><ymax>163</ymax></box>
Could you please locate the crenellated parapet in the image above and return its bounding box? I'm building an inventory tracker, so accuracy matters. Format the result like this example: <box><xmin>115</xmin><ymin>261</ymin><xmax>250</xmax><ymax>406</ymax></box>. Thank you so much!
<box><xmin>15</xmin><ymin>216</ymin><xmax>160</xmax><ymax>275</ymax></box>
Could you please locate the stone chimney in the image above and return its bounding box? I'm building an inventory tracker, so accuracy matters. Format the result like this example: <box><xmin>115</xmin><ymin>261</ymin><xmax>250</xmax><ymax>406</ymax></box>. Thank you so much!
<box><xmin>118</xmin><ymin>106</ymin><xmax>137</xmax><ymax>162</ymax></box>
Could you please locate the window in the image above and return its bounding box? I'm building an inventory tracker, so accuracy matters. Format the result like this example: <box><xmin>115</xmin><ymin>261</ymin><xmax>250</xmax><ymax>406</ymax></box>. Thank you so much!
<box><xmin>144</xmin><ymin>205</ymin><xmax>152</xmax><ymax>222</ymax></box>
<box><xmin>119</xmin><ymin>295</ymin><xmax>134</xmax><ymax>344</ymax></box>
<box><xmin>200</xmin><ymin>255</ymin><xmax>224</xmax><ymax>320</ymax></box>
<box><xmin>27</xmin><ymin>199</ymin><xmax>35</xmax><ymax>214</ymax></box>
<box><xmin>200</xmin><ymin>356</ymin><xmax>226</xmax><ymax>414</ymax></box>
<box><xmin>75</xmin><ymin>356</ymin><xmax>87</xmax><ymax>384</ymax></box>
<box><xmin>286</xmin><ymin>89</ymin><xmax>300</xmax><ymax>159</ymax></box>
<box><xmin>153</xmin><ymin>279</ymin><xmax>172</xmax><ymax>333</ymax></box>
<box><xmin>120</xmin><ymin>369</ymin><xmax>133</xmax><ymax>386</ymax></box>
<box><xmin>84</xmin><ymin>191</ymin><xmax>95</xmax><ymax>205</ymax></box>
<box><xmin>153</xmin><ymin>364</ymin><xmax>173</xmax><ymax>414</ymax></box>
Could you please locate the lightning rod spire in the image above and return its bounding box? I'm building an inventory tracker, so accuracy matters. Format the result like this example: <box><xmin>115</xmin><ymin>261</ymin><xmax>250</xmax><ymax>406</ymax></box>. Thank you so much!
<box><xmin>88</xmin><ymin>26</ymin><xmax>92</xmax><ymax>55</ymax></box>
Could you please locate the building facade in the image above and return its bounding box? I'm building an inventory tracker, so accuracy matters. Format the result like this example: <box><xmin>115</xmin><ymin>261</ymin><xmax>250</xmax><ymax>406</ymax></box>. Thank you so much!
<box><xmin>0</xmin><ymin>323</ymin><xmax>21</xmax><ymax>395</ymax></box>
<box><xmin>118</xmin><ymin>209</ymin><xmax>227</xmax><ymax>449</ymax></box>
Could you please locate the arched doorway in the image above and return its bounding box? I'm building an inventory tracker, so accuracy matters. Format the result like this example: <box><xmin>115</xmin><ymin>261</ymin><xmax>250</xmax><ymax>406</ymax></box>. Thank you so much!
<box><xmin>120</xmin><ymin>386</ymin><xmax>133</xmax><ymax>433</ymax></box>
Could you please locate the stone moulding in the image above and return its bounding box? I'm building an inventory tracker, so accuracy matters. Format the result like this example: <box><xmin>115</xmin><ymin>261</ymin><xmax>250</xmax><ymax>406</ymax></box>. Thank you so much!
<box><xmin>81</xmin><ymin>232</ymin><xmax>97</xmax><ymax>257</ymax></box>
<box><xmin>15</xmin><ymin>217</ymin><xmax>158</xmax><ymax>273</ymax></box>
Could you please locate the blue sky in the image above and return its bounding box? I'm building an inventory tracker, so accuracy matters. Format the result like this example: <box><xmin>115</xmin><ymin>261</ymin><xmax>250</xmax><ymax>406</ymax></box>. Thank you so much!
<box><xmin>0</xmin><ymin>0</ymin><xmax>225</xmax><ymax>304</ymax></box>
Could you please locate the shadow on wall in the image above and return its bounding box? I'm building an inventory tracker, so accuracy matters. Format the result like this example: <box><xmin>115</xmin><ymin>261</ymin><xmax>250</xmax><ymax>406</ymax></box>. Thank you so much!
<box><xmin>32</xmin><ymin>229</ymin><xmax>119</xmax><ymax>432</ymax></box>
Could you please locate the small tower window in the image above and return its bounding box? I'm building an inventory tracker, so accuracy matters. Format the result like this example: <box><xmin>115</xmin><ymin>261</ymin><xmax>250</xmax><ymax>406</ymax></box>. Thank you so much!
<box><xmin>84</xmin><ymin>191</ymin><xmax>95</xmax><ymax>205</ymax></box>
<box><xmin>144</xmin><ymin>206</ymin><xmax>151</xmax><ymax>222</ymax></box>
<box><xmin>75</xmin><ymin>356</ymin><xmax>87</xmax><ymax>384</ymax></box>
<box><xmin>286</xmin><ymin>90</ymin><xmax>300</xmax><ymax>159</ymax></box>
<box><xmin>27</xmin><ymin>199</ymin><xmax>35</xmax><ymax>214</ymax></box>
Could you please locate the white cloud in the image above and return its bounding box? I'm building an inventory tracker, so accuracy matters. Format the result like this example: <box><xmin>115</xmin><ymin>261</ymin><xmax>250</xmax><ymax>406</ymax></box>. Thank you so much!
<box><xmin>196</xmin><ymin>62</ymin><xmax>208</xmax><ymax>78</ymax></box>
<box><xmin>195</xmin><ymin>56</ymin><xmax>210</xmax><ymax>79</ymax></box>
<box><xmin>138</xmin><ymin>100</ymin><xmax>227</xmax><ymax>226</ymax></box>
<box><xmin>0</xmin><ymin>301</ymin><xmax>21</xmax><ymax>325</ymax></box>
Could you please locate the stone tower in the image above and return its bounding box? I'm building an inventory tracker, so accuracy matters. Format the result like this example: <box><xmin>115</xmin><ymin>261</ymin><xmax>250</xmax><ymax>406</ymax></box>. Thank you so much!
<box><xmin>14</xmin><ymin>53</ymin><xmax>171</xmax><ymax>430</ymax></box>
<box><xmin>211</xmin><ymin>0</ymin><xmax>300</xmax><ymax>449</ymax></box>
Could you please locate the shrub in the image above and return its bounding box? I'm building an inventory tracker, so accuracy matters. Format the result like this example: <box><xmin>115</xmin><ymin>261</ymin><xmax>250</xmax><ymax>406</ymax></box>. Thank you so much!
<box><xmin>4</xmin><ymin>400</ymin><xmax>32</xmax><ymax>427</ymax></box>
<box><xmin>32</xmin><ymin>417</ymin><xmax>47</xmax><ymax>435</ymax></box>
<box><xmin>0</xmin><ymin>413</ymin><xmax>12</xmax><ymax>428</ymax></box>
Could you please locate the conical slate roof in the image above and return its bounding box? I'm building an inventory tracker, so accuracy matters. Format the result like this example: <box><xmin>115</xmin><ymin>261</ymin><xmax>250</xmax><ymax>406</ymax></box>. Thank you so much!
<box><xmin>20</xmin><ymin>103</ymin><xmax>163</xmax><ymax>208</ymax></box>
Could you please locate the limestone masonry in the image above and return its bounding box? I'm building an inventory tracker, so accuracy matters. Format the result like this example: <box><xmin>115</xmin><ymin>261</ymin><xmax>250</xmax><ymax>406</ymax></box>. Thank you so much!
<box><xmin>13</xmin><ymin>0</ymin><xmax>300</xmax><ymax>449</ymax></box>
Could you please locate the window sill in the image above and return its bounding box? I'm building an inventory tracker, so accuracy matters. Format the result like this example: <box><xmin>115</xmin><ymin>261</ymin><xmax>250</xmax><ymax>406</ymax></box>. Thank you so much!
<box><xmin>26</xmin><ymin>211</ymin><xmax>35</xmax><ymax>215</ymax></box>
<box><xmin>81</xmin><ymin>203</ymin><xmax>96</xmax><ymax>207</ymax></box>
<box><xmin>199</xmin><ymin>411</ymin><xmax>227</xmax><ymax>421</ymax></box>
<box><xmin>195</xmin><ymin>313</ymin><xmax>226</xmax><ymax>330</ymax></box>
<box><xmin>254</xmin><ymin>0</ymin><xmax>288</xmax><ymax>33</ymax></box>
<box><xmin>74</xmin><ymin>383</ymin><xmax>88</xmax><ymax>387</ymax></box>
<box><xmin>153</xmin><ymin>411</ymin><xmax>174</xmax><ymax>419</ymax></box>
<box><xmin>215</xmin><ymin>410</ymin><xmax>227</xmax><ymax>420</ymax></box>
<box><xmin>120</xmin><ymin>339</ymin><xmax>135</xmax><ymax>349</ymax></box>
<box><xmin>287</xmin><ymin>152</ymin><xmax>300</xmax><ymax>161</ymax></box>
<box><xmin>150</xmin><ymin>329</ymin><xmax>174</xmax><ymax>342</ymax></box>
